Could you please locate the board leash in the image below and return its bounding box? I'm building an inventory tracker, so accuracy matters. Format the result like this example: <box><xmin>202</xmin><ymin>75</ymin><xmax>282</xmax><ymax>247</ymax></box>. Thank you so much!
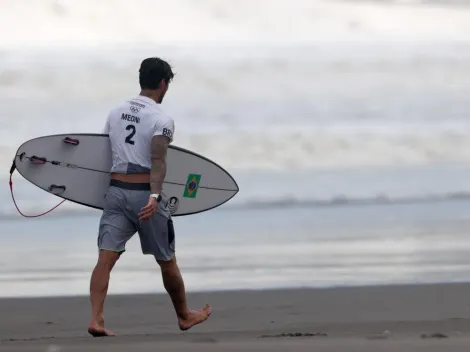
<box><xmin>9</xmin><ymin>159</ymin><xmax>65</xmax><ymax>218</ymax></box>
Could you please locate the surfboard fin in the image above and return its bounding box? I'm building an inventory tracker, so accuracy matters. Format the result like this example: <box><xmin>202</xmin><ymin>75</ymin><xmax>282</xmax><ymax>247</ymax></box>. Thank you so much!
<box><xmin>30</xmin><ymin>156</ymin><xmax>47</xmax><ymax>164</ymax></box>
<box><xmin>48</xmin><ymin>184</ymin><xmax>67</xmax><ymax>194</ymax></box>
<box><xmin>63</xmin><ymin>137</ymin><xmax>80</xmax><ymax>145</ymax></box>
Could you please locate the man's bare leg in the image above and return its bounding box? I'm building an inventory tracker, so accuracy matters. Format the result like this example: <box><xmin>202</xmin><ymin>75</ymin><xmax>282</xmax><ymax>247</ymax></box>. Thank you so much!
<box><xmin>88</xmin><ymin>250</ymin><xmax>120</xmax><ymax>337</ymax></box>
<box><xmin>157</xmin><ymin>256</ymin><xmax>211</xmax><ymax>331</ymax></box>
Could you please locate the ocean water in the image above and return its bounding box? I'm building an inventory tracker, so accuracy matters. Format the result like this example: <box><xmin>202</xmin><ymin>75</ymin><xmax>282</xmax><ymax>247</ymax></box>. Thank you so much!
<box><xmin>1</xmin><ymin>0</ymin><xmax>470</xmax><ymax>297</ymax></box>
<box><xmin>2</xmin><ymin>196</ymin><xmax>470</xmax><ymax>298</ymax></box>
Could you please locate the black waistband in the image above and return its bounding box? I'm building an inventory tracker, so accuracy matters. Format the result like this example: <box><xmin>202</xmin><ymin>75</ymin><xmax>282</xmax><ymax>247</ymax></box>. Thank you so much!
<box><xmin>110</xmin><ymin>179</ymin><xmax>150</xmax><ymax>191</ymax></box>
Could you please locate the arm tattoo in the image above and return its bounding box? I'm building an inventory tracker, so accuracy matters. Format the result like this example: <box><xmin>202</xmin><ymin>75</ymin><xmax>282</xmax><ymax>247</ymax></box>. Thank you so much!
<box><xmin>150</xmin><ymin>135</ymin><xmax>170</xmax><ymax>194</ymax></box>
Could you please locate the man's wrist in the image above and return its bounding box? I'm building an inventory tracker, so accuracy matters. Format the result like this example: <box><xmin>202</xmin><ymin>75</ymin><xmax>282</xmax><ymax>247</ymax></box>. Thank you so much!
<box><xmin>150</xmin><ymin>193</ymin><xmax>162</xmax><ymax>202</ymax></box>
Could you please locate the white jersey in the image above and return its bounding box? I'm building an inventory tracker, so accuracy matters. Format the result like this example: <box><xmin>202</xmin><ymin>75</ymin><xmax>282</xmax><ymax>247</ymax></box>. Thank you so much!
<box><xmin>103</xmin><ymin>95</ymin><xmax>175</xmax><ymax>174</ymax></box>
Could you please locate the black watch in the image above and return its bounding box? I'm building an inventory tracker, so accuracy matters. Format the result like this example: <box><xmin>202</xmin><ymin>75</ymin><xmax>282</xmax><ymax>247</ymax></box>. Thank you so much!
<box><xmin>150</xmin><ymin>194</ymin><xmax>162</xmax><ymax>202</ymax></box>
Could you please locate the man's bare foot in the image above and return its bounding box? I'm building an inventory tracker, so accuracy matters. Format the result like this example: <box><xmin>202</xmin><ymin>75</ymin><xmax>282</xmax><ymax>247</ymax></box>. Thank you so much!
<box><xmin>88</xmin><ymin>323</ymin><xmax>116</xmax><ymax>337</ymax></box>
<box><xmin>178</xmin><ymin>304</ymin><xmax>212</xmax><ymax>331</ymax></box>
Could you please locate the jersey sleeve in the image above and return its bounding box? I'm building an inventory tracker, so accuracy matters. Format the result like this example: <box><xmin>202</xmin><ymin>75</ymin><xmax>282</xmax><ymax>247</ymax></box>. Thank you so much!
<box><xmin>153</xmin><ymin>116</ymin><xmax>175</xmax><ymax>142</ymax></box>
<box><xmin>102</xmin><ymin>116</ymin><xmax>110</xmax><ymax>134</ymax></box>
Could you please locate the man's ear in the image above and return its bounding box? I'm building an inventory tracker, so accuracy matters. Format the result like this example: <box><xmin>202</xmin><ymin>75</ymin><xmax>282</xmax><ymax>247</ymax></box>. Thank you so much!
<box><xmin>158</xmin><ymin>79</ymin><xmax>168</xmax><ymax>90</ymax></box>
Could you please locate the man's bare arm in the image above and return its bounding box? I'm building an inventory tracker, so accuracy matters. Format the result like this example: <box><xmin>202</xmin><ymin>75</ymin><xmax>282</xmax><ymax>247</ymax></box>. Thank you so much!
<box><xmin>150</xmin><ymin>135</ymin><xmax>170</xmax><ymax>195</ymax></box>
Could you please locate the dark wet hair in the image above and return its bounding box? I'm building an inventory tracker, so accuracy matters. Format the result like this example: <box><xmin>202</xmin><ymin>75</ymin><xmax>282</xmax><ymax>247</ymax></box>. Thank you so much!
<box><xmin>139</xmin><ymin>57</ymin><xmax>174</xmax><ymax>89</ymax></box>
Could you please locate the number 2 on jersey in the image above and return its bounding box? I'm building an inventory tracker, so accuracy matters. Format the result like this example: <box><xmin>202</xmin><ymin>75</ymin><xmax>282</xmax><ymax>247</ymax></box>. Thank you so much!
<box><xmin>125</xmin><ymin>124</ymin><xmax>136</xmax><ymax>145</ymax></box>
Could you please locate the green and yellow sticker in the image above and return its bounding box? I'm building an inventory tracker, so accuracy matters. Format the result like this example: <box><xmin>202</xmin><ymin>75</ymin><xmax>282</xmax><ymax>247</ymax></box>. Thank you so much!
<box><xmin>183</xmin><ymin>173</ymin><xmax>201</xmax><ymax>198</ymax></box>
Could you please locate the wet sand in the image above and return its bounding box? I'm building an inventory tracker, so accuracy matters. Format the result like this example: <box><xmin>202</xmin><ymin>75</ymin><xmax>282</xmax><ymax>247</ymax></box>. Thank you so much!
<box><xmin>2</xmin><ymin>283</ymin><xmax>470</xmax><ymax>351</ymax></box>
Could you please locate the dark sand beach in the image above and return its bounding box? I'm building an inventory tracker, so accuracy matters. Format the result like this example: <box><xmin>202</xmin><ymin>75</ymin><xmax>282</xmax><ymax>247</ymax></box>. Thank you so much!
<box><xmin>2</xmin><ymin>283</ymin><xmax>470</xmax><ymax>351</ymax></box>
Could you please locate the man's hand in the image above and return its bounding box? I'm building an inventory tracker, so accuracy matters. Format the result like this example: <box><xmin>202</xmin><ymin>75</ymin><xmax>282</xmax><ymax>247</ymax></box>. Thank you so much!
<box><xmin>138</xmin><ymin>196</ymin><xmax>158</xmax><ymax>221</ymax></box>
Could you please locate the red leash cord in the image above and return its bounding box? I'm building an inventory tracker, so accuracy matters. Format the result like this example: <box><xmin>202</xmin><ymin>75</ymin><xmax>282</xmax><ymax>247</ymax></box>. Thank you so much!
<box><xmin>9</xmin><ymin>161</ymin><xmax>65</xmax><ymax>218</ymax></box>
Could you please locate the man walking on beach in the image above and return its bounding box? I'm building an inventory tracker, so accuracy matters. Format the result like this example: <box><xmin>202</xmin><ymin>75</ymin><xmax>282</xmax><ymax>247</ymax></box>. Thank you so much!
<box><xmin>88</xmin><ymin>57</ymin><xmax>211</xmax><ymax>337</ymax></box>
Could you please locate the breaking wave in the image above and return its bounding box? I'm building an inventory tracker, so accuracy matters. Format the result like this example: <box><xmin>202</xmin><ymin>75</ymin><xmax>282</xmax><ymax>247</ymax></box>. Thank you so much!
<box><xmin>1</xmin><ymin>191</ymin><xmax>469</xmax><ymax>220</ymax></box>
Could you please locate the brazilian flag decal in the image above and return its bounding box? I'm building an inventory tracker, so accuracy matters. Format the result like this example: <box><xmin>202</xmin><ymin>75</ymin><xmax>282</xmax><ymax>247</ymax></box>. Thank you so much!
<box><xmin>183</xmin><ymin>174</ymin><xmax>201</xmax><ymax>198</ymax></box>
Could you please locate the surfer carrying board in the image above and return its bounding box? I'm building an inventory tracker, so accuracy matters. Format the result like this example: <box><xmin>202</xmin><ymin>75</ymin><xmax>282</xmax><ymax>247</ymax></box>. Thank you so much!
<box><xmin>88</xmin><ymin>57</ymin><xmax>212</xmax><ymax>337</ymax></box>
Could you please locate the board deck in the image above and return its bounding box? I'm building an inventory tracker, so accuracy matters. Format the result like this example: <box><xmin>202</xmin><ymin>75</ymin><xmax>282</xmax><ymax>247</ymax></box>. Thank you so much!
<box><xmin>12</xmin><ymin>133</ymin><xmax>239</xmax><ymax>216</ymax></box>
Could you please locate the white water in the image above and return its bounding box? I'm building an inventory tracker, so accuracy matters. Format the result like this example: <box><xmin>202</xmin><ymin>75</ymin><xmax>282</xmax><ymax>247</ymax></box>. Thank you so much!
<box><xmin>1</xmin><ymin>0</ymin><xmax>470</xmax><ymax>47</ymax></box>
<box><xmin>2</xmin><ymin>44</ymin><xmax>470</xmax><ymax>170</ymax></box>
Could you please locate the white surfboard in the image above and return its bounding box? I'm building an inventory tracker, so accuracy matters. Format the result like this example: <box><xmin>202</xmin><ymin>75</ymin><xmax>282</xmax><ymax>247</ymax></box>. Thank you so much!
<box><xmin>11</xmin><ymin>133</ymin><xmax>239</xmax><ymax>216</ymax></box>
